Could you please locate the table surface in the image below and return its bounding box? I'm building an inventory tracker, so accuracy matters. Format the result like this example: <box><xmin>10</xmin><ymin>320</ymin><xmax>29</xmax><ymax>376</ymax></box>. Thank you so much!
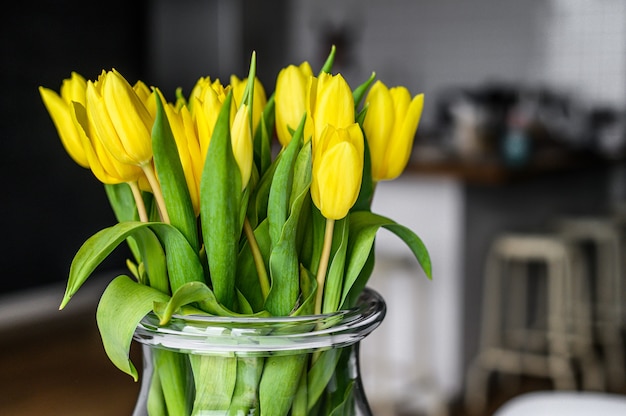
<box><xmin>0</xmin><ymin>315</ymin><xmax>140</xmax><ymax>416</ymax></box>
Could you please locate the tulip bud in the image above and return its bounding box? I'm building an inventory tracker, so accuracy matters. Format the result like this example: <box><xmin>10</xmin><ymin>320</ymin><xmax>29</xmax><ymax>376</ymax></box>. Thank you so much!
<box><xmin>231</xmin><ymin>104</ymin><xmax>253</xmax><ymax>190</ymax></box>
<box><xmin>311</xmin><ymin>124</ymin><xmax>364</xmax><ymax>220</ymax></box>
<box><xmin>191</xmin><ymin>80</ymin><xmax>231</xmax><ymax>160</ymax></box>
<box><xmin>308</xmin><ymin>72</ymin><xmax>355</xmax><ymax>147</ymax></box>
<box><xmin>86</xmin><ymin>70</ymin><xmax>154</xmax><ymax>166</ymax></box>
<box><xmin>275</xmin><ymin>62</ymin><xmax>314</xmax><ymax>146</ymax></box>
<box><xmin>362</xmin><ymin>81</ymin><xmax>424</xmax><ymax>181</ymax></box>
<box><xmin>230</xmin><ymin>75</ymin><xmax>267</xmax><ymax>134</ymax></box>
<box><xmin>70</xmin><ymin>101</ymin><xmax>143</xmax><ymax>185</ymax></box>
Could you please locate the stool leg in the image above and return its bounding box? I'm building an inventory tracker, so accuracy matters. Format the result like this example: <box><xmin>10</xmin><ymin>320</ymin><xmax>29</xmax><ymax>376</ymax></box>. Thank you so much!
<box><xmin>465</xmin><ymin>249</ymin><xmax>503</xmax><ymax>415</ymax></box>
<box><xmin>598</xmin><ymin>239</ymin><xmax>626</xmax><ymax>390</ymax></box>
<box><xmin>569</xmin><ymin>247</ymin><xmax>605</xmax><ymax>391</ymax></box>
<box><xmin>547</xmin><ymin>257</ymin><xmax>577</xmax><ymax>390</ymax></box>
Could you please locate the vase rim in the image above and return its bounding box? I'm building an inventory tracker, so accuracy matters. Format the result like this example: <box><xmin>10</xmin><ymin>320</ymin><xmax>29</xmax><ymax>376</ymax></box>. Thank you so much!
<box><xmin>133</xmin><ymin>287</ymin><xmax>386</xmax><ymax>356</ymax></box>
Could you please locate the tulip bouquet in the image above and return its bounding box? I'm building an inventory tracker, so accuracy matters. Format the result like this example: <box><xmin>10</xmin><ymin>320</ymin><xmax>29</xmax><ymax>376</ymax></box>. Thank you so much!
<box><xmin>39</xmin><ymin>47</ymin><xmax>431</xmax><ymax>415</ymax></box>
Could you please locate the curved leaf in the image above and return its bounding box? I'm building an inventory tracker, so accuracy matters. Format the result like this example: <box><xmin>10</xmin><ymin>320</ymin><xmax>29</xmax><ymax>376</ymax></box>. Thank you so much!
<box><xmin>61</xmin><ymin>221</ymin><xmax>205</xmax><ymax>309</ymax></box>
<box><xmin>61</xmin><ymin>222</ymin><xmax>151</xmax><ymax>309</ymax></box>
<box><xmin>96</xmin><ymin>275</ymin><xmax>170</xmax><ymax>380</ymax></box>
<box><xmin>340</xmin><ymin>211</ymin><xmax>432</xmax><ymax>308</ymax></box>
<box><xmin>156</xmin><ymin>281</ymin><xmax>269</xmax><ymax>324</ymax></box>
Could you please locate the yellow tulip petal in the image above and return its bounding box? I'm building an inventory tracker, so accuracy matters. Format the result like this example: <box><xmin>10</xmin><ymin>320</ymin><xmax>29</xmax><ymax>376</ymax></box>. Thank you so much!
<box><xmin>275</xmin><ymin>63</ymin><xmax>312</xmax><ymax>146</ymax></box>
<box><xmin>102</xmin><ymin>70</ymin><xmax>153</xmax><ymax>164</ymax></box>
<box><xmin>231</xmin><ymin>104</ymin><xmax>253</xmax><ymax>190</ymax></box>
<box><xmin>39</xmin><ymin>86</ymin><xmax>89</xmax><ymax>167</ymax></box>
<box><xmin>312</xmin><ymin>124</ymin><xmax>364</xmax><ymax>220</ymax></box>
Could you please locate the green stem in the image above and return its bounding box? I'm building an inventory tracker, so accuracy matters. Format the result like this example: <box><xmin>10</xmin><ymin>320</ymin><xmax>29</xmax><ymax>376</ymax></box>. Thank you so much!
<box><xmin>128</xmin><ymin>181</ymin><xmax>148</xmax><ymax>222</ymax></box>
<box><xmin>142</xmin><ymin>163</ymin><xmax>170</xmax><ymax>224</ymax></box>
<box><xmin>314</xmin><ymin>218</ymin><xmax>335</xmax><ymax>315</ymax></box>
<box><xmin>243</xmin><ymin>217</ymin><xmax>270</xmax><ymax>300</ymax></box>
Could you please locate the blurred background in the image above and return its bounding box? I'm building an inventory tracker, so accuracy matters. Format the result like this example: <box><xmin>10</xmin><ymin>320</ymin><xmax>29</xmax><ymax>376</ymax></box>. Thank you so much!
<box><xmin>2</xmin><ymin>0</ymin><xmax>626</xmax><ymax>415</ymax></box>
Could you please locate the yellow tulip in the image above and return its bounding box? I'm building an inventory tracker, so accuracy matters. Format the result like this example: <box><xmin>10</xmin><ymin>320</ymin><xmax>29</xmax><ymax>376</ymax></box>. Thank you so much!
<box><xmin>362</xmin><ymin>81</ymin><xmax>424</xmax><ymax>181</ymax></box>
<box><xmin>275</xmin><ymin>62</ymin><xmax>313</xmax><ymax>146</ymax></box>
<box><xmin>230</xmin><ymin>75</ymin><xmax>267</xmax><ymax>134</ymax></box>
<box><xmin>231</xmin><ymin>104</ymin><xmax>253</xmax><ymax>190</ymax></box>
<box><xmin>133</xmin><ymin>80</ymin><xmax>156</xmax><ymax>119</ymax></box>
<box><xmin>86</xmin><ymin>69</ymin><xmax>154</xmax><ymax>166</ymax></box>
<box><xmin>71</xmin><ymin>101</ymin><xmax>143</xmax><ymax>184</ymax></box>
<box><xmin>39</xmin><ymin>72</ymin><xmax>89</xmax><ymax>167</ymax></box>
<box><xmin>308</xmin><ymin>72</ymin><xmax>355</xmax><ymax>147</ymax></box>
<box><xmin>189</xmin><ymin>77</ymin><xmax>228</xmax><ymax>113</ymax></box>
<box><xmin>190</xmin><ymin>80</ymin><xmax>232</xmax><ymax>160</ymax></box>
<box><xmin>311</xmin><ymin>123</ymin><xmax>364</xmax><ymax>220</ymax></box>
<box><xmin>39</xmin><ymin>72</ymin><xmax>143</xmax><ymax>184</ymax></box>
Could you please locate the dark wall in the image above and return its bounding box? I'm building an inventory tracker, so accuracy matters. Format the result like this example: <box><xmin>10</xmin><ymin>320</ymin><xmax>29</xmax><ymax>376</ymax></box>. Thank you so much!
<box><xmin>0</xmin><ymin>1</ymin><xmax>147</xmax><ymax>294</ymax></box>
<box><xmin>0</xmin><ymin>0</ymin><xmax>291</xmax><ymax>295</ymax></box>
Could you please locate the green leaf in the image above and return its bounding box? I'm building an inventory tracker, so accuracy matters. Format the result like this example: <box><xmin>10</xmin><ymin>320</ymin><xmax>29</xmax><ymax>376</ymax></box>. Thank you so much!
<box><xmin>328</xmin><ymin>382</ymin><xmax>355</xmax><ymax>416</ymax></box>
<box><xmin>96</xmin><ymin>275</ymin><xmax>170</xmax><ymax>380</ymax></box>
<box><xmin>307</xmin><ymin>349</ymin><xmax>341</xmax><ymax>411</ymax></box>
<box><xmin>228</xmin><ymin>357</ymin><xmax>264</xmax><ymax>415</ymax></box>
<box><xmin>259</xmin><ymin>354</ymin><xmax>308</xmax><ymax>415</ymax></box>
<box><xmin>322</xmin><ymin>216</ymin><xmax>349</xmax><ymax>313</ymax></box>
<box><xmin>352</xmin><ymin>126</ymin><xmax>373</xmax><ymax>212</ymax></box>
<box><xmin>340</xmin><ymin>211</ymin><xmax>432</xmax><ymax>308</ymax></box>
<box><xmin>150</xmin><ymin>223</ymin><xmax>206</xmax><ymax>293</ymax></box>
<box><xmin>341</xmin><ymin>244</ymin><xmax>375</xmax><ymax>310</ymax></box>
<box><xmin>154</xmin><ymin>350</ymin><xmax>191</xmax><ymax>416</ymax></box>
<box><xmin>249</xmin><ymin>151</ymin><xmax>280</xmax><ymax>228</ymax></box>
<box><xmin>61</xmin><ymin>222</ymin><xmax>150</xmax><ymax>309</ymax></box>
<box><xmin>292</xmin><ymin>363</ymin><xmax>309</xmax><ymax>416</ymax></box>
<box><xmin>236</xmin><ymin>219</ymin><xmax>271</xmax><ymax>312</ymax></box>
<box><xmin>254</xmin><ymin>96</ymin><xmax>275</xmax><ymax>176</ymax></box>
<box><xmin>266</xmin><ymin>230</ymin><xmax>300</xmax><ymax>316</ymax></box>
<box><xmin>291</xmin><ymin>265</ymin><xmax>318</xmax><ymax>317</ymax></box>
<box><xmin>319</xmin><ymin>45</ymin><xmax>336</xmax><ymax>75</ymax></box>
<box><xmin>104</xmin><ymin>183</ymin><xmax>141</xmax><ymax>262</ymax></box>
<box><xmin>105</xmin><ymin>183</ymin><xmax>139</xmax><ymax>222</ymax></box>
<box><xmin>147</xmin><ymin>369</ymin><xmax>167</xmax><ymax>416</ymax></box>
<box><xmin>156</xmin><ymin>281</ymin><xmax>269</xmax><ymax>323</ymax></box>
<box><xmin>242</xmin><ymin>51</ymin><xmax>256</xmax><ymax>113</ymax></box>
<box><xmin>383</xmin><ymin>222</ymin><xmax>432</xmax><ymax>278</ymax></box>
<box><xmin>266</xmin><ymin>133</ymin><xmax>312</xmax><ymax>316</ymax></box>
<box><xmin>352</xmin><ymin>72</ymin><xmax>376</xmax><ymax>110</ymax></box>
<box><xmin>267</xmin><ymin>115</ymin><xmax>305</xmax><ymax>246</ymax></box>
<box><xmin>152</xmin><ymin>93</ymin><xmax>199</xmax><ymax>252</ymax></box>
<box><xmin>133</xmin><ymin>227</ymin><xmax>168</xmax><ymax>292</ymax></box>
<box><xmin>200</xmin><ymin>91</ymin><xmax>241</xmax><ymax>310</ymax></box>
<box><xmin>190</xmin><ymin>355</ymin><xmax>237</xmax><ymax>412</ymax></box>
<box><xmin>61</xmin><ymin>221</ymin><xmax>205</xmax><ymax>309</ymax></box>
<box><xmin>306</xmin><ymin>206</ymin><xmax>327</xmax><ymax>277</ymax></box>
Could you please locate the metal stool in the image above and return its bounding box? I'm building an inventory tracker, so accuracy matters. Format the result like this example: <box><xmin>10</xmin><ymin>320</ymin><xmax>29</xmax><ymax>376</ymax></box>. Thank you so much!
<box><xmin>555</xmin><ymin>217</ymin><xmax>626</xmax><ymax>391</ymax></box>
<box><xmin>465</xmin><ymin>233</ymin><xmax>603</xmax><ymax>415</ymax></box>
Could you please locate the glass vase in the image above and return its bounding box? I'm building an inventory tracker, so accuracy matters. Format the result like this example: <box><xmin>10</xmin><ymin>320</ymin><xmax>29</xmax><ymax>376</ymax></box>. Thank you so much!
<box><xmin>131</xmin><ymin>287</ymin><xmax>386</xmax><ymax>416</ymax></box>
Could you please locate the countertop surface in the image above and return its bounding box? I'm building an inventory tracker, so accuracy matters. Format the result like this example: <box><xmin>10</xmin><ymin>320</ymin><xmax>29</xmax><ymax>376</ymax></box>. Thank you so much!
<box><xmin>0</xmin><ymin>305</ymin><xmax>140</xmax><ymax>415</ymax></box>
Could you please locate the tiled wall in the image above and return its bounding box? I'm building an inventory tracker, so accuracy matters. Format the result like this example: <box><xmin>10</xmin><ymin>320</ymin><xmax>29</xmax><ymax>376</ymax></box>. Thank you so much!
<box><xmin>287</xmin><ymin>0</ymin><xmax>626</xmax><ymax>128</ymax></box>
